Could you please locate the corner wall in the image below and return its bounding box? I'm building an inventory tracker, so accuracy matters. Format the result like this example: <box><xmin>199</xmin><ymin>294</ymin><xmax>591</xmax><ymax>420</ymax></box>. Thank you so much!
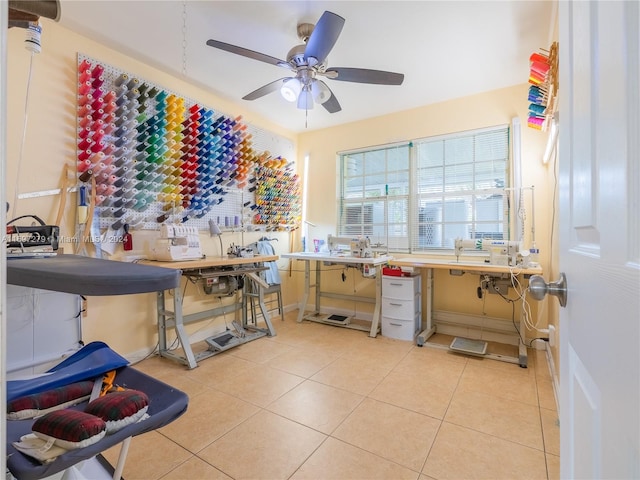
<box><xmin>297</xmin><ymin>85</ymin><xmax>557</xmax><ymax>348</ymax></box>
<box><xmin>5</xmin><ymin>20</ymin><xmax>297</xmax><ymax>356</ymax></box>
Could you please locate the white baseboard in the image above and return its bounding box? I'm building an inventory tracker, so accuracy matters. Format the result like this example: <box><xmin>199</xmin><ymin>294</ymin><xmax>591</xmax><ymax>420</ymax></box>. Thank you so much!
<box><xmin>545</xmin><ymin>342</ymin><xmax>560</xmax><ymax>413</ymax></box>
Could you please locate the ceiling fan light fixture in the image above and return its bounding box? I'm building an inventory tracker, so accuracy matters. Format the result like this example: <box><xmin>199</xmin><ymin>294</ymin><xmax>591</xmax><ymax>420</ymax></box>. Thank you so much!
<box><xmin>297</xmin><ymin>88</ymin><xmax>314</xmax><ymax>110</ymax></box>
<box><xmin>280</xmin><ymin>77</ymin><xmax>301</xmax><ymax>102</ymax></box>
<box><xmin>311</xmin><ymin>80</ymin><xmax>331</xmax><ymax>104</ymax></box>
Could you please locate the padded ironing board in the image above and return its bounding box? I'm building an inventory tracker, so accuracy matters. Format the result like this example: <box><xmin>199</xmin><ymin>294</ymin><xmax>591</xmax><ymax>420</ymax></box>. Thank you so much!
<box><xmin>4</xmin><ymin>256</ymin><xmax>185</xmax><ymax>479</ymax></box>
<box><xmin>7</xmin><ymin>254</ymin><xmax>181</xmax><ymax>296</ymax></box>
<box><xmin>7</xmin><ymin>342</ymin><xmax>189</xmax><ymax>480</ymax></box>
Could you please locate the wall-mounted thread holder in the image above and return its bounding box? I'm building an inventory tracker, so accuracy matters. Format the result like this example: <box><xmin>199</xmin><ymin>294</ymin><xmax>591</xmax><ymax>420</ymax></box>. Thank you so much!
<box><xmin>527</xmin><ymin>42</ymin><xmax>558</xmax><ymax>131</ymax></box>
<box><xmin>253</xmin><ymin>163</ymin><xmax>302</xmax><ymax>228</ymax></box>
<box><xmin>76</xmin><ymin>54</ymin><xmax>298</xmax><ymax>233</ymax></box>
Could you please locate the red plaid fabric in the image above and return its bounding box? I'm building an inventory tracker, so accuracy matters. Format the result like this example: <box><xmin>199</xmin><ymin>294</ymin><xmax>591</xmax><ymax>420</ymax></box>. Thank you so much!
<box><xmin>85</xmin><ymin>390</ymin><xmax>149</xmax><ymax>422</ymax></box>
<box><xmin>7</xmin><ymin>381</ymin><xmax>94</xmax><ymax>414</ymax></box>
<box><xmin>32</xmin><ymin>410</ymin><xmax>106</xmax><ymax>442</ymax></box>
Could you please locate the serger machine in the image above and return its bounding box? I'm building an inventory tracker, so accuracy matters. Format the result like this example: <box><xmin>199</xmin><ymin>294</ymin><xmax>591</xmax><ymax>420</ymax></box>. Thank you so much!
<box><xmin>454</xmin><ymin>238</ymin><xmax>523</xmax><ymax>266</ymax></box>
<box><xmin>152</xmin><ymin>224</ymin><xmax>203</xmax><ymax>261</ymax></box>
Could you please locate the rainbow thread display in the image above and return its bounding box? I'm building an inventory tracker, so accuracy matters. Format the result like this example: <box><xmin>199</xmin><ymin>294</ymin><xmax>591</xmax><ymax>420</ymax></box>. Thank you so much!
<box><xmin>254</xmin><ymin>162</ymin><xmax>302</xmax><ymax>227</ymax></box>
<box><xmin>527</xmin><ymin>42</ymin><xmax>558</xmax><ymax>131</ymax></box>
<box><xmin>76</xmin><ymin>56</ymin><xmax>299</xmax><ymax>231</ymax></box>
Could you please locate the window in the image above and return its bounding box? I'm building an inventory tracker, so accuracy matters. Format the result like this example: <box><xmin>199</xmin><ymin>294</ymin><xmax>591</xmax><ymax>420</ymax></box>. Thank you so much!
<box><xmin>338</xmin><ymin>144</ymin><xmax>410</xmax><ymax>250</ymax></box>
<box><xmin>338</xmin><ymin>125</ymin><xmax>510</xmax><ymax>253</ymax></box>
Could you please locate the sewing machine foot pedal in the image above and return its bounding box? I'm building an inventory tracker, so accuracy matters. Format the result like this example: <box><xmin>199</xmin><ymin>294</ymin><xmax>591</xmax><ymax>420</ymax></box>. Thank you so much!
<box><xmin>324</xmin><ymin>314</ymin><xmax>351</xmax><ymax>325</ymax></box>
<box><xmin>206</xmin><ymin>332</ymin><xmax>242</xmax><ymax>352</ymax></box>
<box><xmin>232</xmin><ymin>320</ymin><xmax>246</xmax><ymax>338</ymax></box>
<box><xmin>449</xmin><ymin>337</ymin><xmax>488</xmax><ymax>356</ymax></box>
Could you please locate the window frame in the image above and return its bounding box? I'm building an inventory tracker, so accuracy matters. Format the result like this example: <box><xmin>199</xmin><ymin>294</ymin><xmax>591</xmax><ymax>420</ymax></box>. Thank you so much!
<box><xmin>337</xmin><ymin>124</ymin><xmax>512</xmax><ymax>254</ymax></box>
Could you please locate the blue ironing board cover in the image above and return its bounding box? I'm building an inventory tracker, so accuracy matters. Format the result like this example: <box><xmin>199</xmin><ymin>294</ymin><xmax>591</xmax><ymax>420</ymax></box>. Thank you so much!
<box><xmin>6</xmin><ymin>343</ymin><xmax>189</xmax><ymax>480</ymax></box>
<box><xmin>7</xmin><ymin>254</ymin><xmax>180</xmax><ymax>296</ymax></box>
<box><xmin>6</xmin><ymin>342</ymin><xmax>129</xmax><ymax>402</ymax></box>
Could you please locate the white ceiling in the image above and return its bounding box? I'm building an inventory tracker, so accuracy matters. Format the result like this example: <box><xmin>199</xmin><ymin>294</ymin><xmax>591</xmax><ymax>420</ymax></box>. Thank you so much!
<box><xmin>57</xmin><ymin>1</ymin><xmax>556</xmax><ymax>134</ymax></box>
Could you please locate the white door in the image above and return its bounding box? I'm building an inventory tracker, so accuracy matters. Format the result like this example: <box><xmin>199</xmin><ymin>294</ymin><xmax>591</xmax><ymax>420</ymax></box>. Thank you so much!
<box><xmin>559</xmin><ymin>1</ymin><xmax>640</xmax><ymax>479</ymax></box>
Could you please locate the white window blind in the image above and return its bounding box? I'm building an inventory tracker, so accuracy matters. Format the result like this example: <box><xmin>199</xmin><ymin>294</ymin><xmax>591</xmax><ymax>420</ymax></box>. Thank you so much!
<box><xmin>338</xmin><ymin>144</ymin><xmax>410</xmax><ymax>250</ymax></box>
<box><xmin>338</xmin><ymin>125</ymin><xmax>510</xmax><ymax>253</ymax></box>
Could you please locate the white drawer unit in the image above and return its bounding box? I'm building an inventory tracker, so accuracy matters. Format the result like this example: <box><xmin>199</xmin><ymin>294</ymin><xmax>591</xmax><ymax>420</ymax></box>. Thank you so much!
<box><xmin>381</xmin><ymin>275</ymin><xmax>422</xmax><ymax>341</ymax></box>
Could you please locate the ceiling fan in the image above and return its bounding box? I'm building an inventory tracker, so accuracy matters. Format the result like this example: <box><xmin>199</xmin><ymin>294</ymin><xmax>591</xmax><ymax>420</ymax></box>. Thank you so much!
<box><xmin>206</xmin><ymin>11</ymin><xmax>404</xmax><ymax>113</ymax></box>
<box><xmin>8</xmin><ymin>0</ymin><xmax>60</xmax><ymax>29</ymax></box>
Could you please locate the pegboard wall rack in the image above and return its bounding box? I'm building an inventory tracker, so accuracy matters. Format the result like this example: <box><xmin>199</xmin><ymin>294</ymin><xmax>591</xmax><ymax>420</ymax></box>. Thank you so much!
<box><xmin>76</xmin><ymin>54</ymin><xmax>301</xmax><ymax>233</ymax></box>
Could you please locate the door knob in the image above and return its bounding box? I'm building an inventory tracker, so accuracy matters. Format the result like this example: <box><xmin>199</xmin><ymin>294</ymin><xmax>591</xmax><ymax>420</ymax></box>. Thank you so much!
<box><xmin>529</xmin><ymin>273</ymin><xmax>568</xmax><ymax>307</ymax></box>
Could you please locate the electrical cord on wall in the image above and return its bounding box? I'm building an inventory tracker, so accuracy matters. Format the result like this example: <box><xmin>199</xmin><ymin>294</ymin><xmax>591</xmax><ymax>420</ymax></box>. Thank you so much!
<box><xmin>12</xmin><ymin>45</ymin><xmax>38</xmax><ymax>219</ymax></box>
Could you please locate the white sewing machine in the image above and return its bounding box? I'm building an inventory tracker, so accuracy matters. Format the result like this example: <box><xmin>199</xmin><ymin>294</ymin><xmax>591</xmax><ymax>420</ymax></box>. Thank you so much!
<box><xmin>454</xmin><ymin>238</ymin><xmax>522</xmax><ymax>266</ymax></box>
<box><xmin>327</xmin><ymin>234</ymin><xmax>373</xmax><ymax>258</ymax></box>
<box><xmin>152</xmin><ymin>224</ymin><xmax>203</xmax><ymax>261</ymax></box>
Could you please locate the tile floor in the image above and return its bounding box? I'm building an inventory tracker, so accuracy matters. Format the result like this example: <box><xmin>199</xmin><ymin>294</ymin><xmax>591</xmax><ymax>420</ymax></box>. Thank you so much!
<box><xmin>104</xmin><ymin>311</ymin><xmax>560</xmax><ymax>480</ymax></box>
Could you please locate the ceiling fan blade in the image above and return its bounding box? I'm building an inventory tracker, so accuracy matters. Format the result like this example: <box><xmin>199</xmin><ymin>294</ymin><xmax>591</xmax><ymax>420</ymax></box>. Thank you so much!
<box><xmin>206</xmin><ymin>39</ymin><xmax>288</xmax><ymax>68</ymax></box>
<box><xmin>9</xmin><ymin>0</ymin><xmax>60</xmax><ymax>21</ymax></box>
<box><xmin>315</xmin><ymin>80</ymin><xmax>341</xmax><ymax>113</ymax></box>
<box><xmin>321</xmin><ymin>92</ymin><xmax>341</xmax><ymax>114</ymax></box>
<box><xmin>242</xmin><ymin>78</ymin><xmax>288</xmax><ymax>101</ymax></box>
<box><xmin>304</xmin><ymin>11</ymin><xmax>345</xmax><ymax>64</ymax></box>
<box><xmin>324</xmin><ymin>67</ymin><xmax>405</xmax><ymax>85</ymax></box>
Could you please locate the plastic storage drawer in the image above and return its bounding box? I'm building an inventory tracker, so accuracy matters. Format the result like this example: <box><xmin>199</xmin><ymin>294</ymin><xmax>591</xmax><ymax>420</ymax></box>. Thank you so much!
<box><xmin>381</xmin><ymin>314</ymin><xmax>420</xmax><ymax>340</ymax></box>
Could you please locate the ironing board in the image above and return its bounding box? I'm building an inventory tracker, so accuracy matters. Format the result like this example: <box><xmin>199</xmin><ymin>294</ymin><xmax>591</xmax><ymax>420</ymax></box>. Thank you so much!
<box><xmin>5</xmin><ymin>255</ymin><xmax>186</xmax><ymax>479</ymax></box>
<box><xmin>6</xmin><ymin>254</ymin><xmax>181</xmax><ymax>295</ymax></box>
<box><xmin>6</xmin><ymin>364</ymin><xmax>189</xmax><ymax>480</ymax></box>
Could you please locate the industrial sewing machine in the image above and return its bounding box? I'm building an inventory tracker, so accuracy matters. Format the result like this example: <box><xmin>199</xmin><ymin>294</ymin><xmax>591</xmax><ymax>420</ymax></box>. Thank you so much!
<box><xmin>327</xmin><ymin>234</ymin><xmax>373</xmax><ymax>258</ymax></box>
<box><xmin>454</xmin><ymin>237</ymin><xmax>523</xmax><ymax>266</ymax></box>
<box><xmin>152</xmin><ymin>224</ymin><xmax>203</xmax><ymax>261</ymax></box>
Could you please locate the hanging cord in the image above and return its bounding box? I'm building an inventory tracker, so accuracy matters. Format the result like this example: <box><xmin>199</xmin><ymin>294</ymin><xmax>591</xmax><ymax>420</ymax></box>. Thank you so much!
<box><xmin>181</xmin><ymin>0</ymin><xmax>188</xmax><ymax>76</ymax></box>
<box><xmin>12</xmin><ymin>51</ymin><xmax>37</xmax><ymax>219</ymax></box>
<box><xmin>517</xmin><ymin>187</ymin><xmax>527</xmax><ymax>244</ymax></box>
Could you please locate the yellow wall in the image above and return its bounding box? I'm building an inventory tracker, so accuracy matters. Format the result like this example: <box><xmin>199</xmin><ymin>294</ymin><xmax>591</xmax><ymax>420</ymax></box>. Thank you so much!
<box><xmin>5</xmin><ymin>20</ymin><xmax>297</xmax><ymax>357</ymax></box>
<box><xmin>297</xmin><ymin>85</ymin><xmax>555</xmax><ymax>344</ymax></box>
<box><xmin>5</xmin><ymin>19</ymin><xmax>560</xmax><ymax>374</ymax></box>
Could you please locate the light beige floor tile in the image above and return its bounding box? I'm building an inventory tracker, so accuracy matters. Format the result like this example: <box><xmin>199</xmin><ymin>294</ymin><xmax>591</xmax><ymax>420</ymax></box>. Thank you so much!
<box><xmin>369</xmin><ymin>369</ymin><xmax>456</xmax><ymax>420</ymax></box>
<box><xmin>298</xmin><ymin>327</ymin><xmax>364</xmax><ymax>356</ymax></box>
<box><xmin>390</xmin><ymin>348</ymin><xmax>466</xmax><ymax>389</ymax></box>
<box><xmin>132</xmin><ymin>353</ymin><xmax>187</xmax><ymax>377</ymax></box>
<box><xmin>265</xmin><ymin>345</ymin><xmax>340</xmax><ymax>378</ymax></box>
<box><xmin>445</xmin><ymin>389</ymin><xmax>543</xmax><ymax>450</ymax></box>
<box><xmin>153</xmin><ymin>369</ymin><xmax>213</xmax><ymax>398</ymax></box>
<box><xmin>540</xmin><ymin>407</ymin><xmax>560</xmax><ymax>456</ymax></box>
<box><xmin>310</xmin><ymin>356</ymin><xmax>389</xmax><ymax>396</ymax></box>
<box><xmin>333</xmin><ymin>397</ymin><xmax>439</xmax><ymax>472</ymax></box>
<box><xmin>185</xmin><ymin>353</ymin><xmax>257</xmax><ymax>387</ymax></box>
<box><xmin>159</xmin><ymin>388</ymin><xmax>259</xmax><ymax>453</ymax></box>
<box><xmin>467</xmin><ymin>354</ymin><xmax>537</xmax><ymax>376</ymax></box>
<box><xmin>268</xmin><ymin>379</ymin><xmax>363</xmax><ymax>434</ymax></box>
<box><xmin>533</xmin><ymin>349</ymin><xmax>551</xmax><ymax>378</ymax></box>
<box><xmin>423</xmin><ymin>422</ymin><xmax>548</xmax><ymax>480</ymax></box>
<box><xmin>213</xmin><ymin>363</ymin><xmax>304</xmax><ymax>407</ymax></box>
<box><xmin>160</xmin><ymin>455</ymin><xmax>232</xmax><ymax>479</ymax></box>
<box><xmin>546</xmin><ymin>453</ymin><xmax>560</xmax><ymax>480</ymax></box>
<box><xmin>120</xmin><ymin>309</ymin><xmax>555</xmax><ymax>480</ymax></box>
<box><xmin>537</xmin><ymin>375</ymin><xmax>558</xmax><ymax>412</ymax></box>
<box><xmin>102</xmin><ymin>430</ymin><xmax>191</xmax><ymax>480</ymax></box>
<box><xmin>198</xmin><ymin>410</ymin><xmax>326</xmax><ymax>479</ymax></box>
<box><xmin>291</xmin><ymin>437</ymin><xmax>420</xmax><ymax>480</ymax></box>
<box><xmin>340</xmin><ymin>336</ymin><xmax>413</xmax><ymax>368</ymax></box>
<box><xmin>457</xmin><ymin>362</ymin><xmax>539</xmax><ymax>406</ymax></box>
<box><xmin>228</xmin><ymin>336</ymin><xmax>295</xmax><ymax>363</ymax></box>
